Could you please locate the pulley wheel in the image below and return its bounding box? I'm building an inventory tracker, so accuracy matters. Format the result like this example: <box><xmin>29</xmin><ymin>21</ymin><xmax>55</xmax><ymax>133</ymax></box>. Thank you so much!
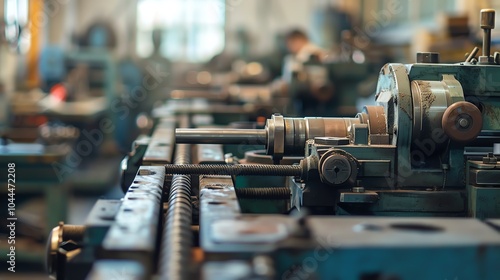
<box><xmin>442</xmin><ymin>101</ymin><xmax>482</xmax><ymax>142</ymax></box>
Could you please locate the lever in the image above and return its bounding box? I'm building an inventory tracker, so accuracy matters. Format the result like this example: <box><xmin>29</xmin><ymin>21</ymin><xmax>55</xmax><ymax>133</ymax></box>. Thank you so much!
<box><xmin>480</xmin><ymin>9</ymin><xmax>495</xmax><ymax>62</ymax></box>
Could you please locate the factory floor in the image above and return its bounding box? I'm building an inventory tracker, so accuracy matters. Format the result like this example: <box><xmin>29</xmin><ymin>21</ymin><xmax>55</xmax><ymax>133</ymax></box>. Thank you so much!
<box><xmin>1</xmin><ymin>157</ymin><xmax>124</xmax><ymax>280</ymax></box>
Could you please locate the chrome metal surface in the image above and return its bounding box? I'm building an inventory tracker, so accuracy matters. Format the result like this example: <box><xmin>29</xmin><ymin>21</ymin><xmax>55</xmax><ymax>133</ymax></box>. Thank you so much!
<box><xmin>175</xmin><ymin>128</ymin><xmax>267</xmax><ymax>144</ymax></box>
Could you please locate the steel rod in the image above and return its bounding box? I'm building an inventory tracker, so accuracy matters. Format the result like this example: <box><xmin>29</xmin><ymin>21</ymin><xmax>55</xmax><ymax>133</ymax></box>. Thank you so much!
<box><xmin>175</xmin><ymin>128</ymin><xmax>267</xmax><ymax>144</ymax></box>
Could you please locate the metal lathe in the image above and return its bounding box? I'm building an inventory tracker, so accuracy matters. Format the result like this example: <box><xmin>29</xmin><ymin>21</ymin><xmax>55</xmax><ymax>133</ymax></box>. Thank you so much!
<box><xmin>46</xmin><ymin>9</ymin><xmax>500</xmax><ymax>280</ymax></box>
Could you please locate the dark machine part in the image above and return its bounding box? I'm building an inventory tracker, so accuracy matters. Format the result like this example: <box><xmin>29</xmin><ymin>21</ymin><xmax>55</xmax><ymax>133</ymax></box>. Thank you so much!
<box><xmin>46</xmin><ymin>223</ymin><xmax>86</xmax><ymax>279</ymax></box>
<box><xmin>318</xmin><ymin>149</ymin><xmax>358</xmax><ymax>186</ymax></box>
<box><xmin>234</xmin><ymin>187</ymin><xmax>291</xmax><ymax>199</ymax></box>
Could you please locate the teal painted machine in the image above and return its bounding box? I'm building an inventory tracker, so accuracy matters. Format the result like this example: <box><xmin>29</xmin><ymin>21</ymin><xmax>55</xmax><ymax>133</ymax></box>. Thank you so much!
<box><xmin>175</xmin><ymin>9</ymin><xmax>500</xmax><ymax>218</ymax></box>
<box><xmin>46</xmin><ymin>9</ymin><xmax>500</xmax><ymax>280</ymax></box>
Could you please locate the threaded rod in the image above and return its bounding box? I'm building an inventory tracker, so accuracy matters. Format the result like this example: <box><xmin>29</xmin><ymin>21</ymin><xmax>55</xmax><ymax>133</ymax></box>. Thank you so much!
<box><xmin>165</xmin><ymin>164</ymin><xmax>302</xmax><ymax>177</ymax></box>
<box><xmin>159</xmin><ymin>138</ymin><xmax>192</xmax><ymax>279</ymax></box>
<box><xmin>235</xmin><ymin>187</ymin><xmax>291</xmax><ymax>199</ymax></box>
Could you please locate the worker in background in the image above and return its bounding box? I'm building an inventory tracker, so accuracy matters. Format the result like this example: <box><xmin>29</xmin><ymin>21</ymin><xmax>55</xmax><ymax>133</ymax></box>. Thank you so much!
<box><xmin>141</xmin><ymin>28</ymin><xmax>172</xmax><ymax>111</ymax></box>
<box><xmin>285</xmin><ymin>29</ymin><xmax>325</xmax><ymax>63</ymax></box>
<box><xmin>282</xmin><ymin>29</ymin><xmax>333</xmax><ymax>117</ymax></box>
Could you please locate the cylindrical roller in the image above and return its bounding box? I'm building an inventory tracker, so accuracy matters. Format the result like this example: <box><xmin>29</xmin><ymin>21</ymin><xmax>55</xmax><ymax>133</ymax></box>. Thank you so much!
<box><xmin>481</xmin><ymin>9</ymin><xmax>495</xmax><ymax>57</ymax></box>
<box><xmin>176</xmin><ymin>115</ymin><xmax>363</xmax><ymax>159</ymax></box>
<box><xmin>268</xmin><ymin>116</ymin><xmax>358</xmax><ymax>156</ymax></box>
<box><xmin>176</xmin><ymin>128</ymin><xmax>267</xmax><ymax>144</ymax></box>
<box><xmin>165</xmin><ymin>164</ymin><xmax>302</xmax><ymax>177</ymax></box>
<box><xmin>481</xmin><ymin>9</ymin><xmax>495</xmax><ymax>29</ymax></box>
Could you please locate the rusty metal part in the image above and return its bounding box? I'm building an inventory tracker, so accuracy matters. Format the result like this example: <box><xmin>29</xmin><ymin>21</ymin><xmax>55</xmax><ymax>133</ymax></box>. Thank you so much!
<box><xmin>363</xmin><ymin>106</ymin><xmax>387</xmax><ymax>135</ymax></box>
<box><xmin>442</xmin><ymin>101</ymin><xmax>483</xmax><ymax>142</ymax></box>
<box><xmin>411</xmin><ymin>76</ymin><xmax>465</xmax><ymax>141</ymax></box>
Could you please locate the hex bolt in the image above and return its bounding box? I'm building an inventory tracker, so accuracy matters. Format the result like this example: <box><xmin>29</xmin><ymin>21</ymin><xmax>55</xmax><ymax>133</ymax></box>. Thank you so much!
<box><xmin>458</xmin><ymin>118</ymin><xmax>469</xmax><ymax>128</ymax></box>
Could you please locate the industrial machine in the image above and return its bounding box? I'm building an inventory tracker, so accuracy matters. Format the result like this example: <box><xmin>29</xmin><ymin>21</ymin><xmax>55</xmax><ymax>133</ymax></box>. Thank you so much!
<box><xmin>281</xmin><ymin>39</ymin><xmax>377</xmax><ymax>118</ymax></box>
<box><xmin>46</xmin><ymin>10</ymin><xmax>500</xmax><ymax>280</ymax></box>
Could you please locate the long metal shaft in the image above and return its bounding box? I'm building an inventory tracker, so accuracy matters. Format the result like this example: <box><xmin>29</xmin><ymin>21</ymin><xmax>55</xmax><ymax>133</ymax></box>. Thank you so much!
<box><xmin>483</xmin><ymin>29</ymin><xmax>491</xmax><ymax>57</ymax></box>
<box><xmin>160</xmin><ymin>121</ymin><xmax>192</xmax><ymax>280</ymax></box>
<box><xmin>165</xmin><ymin>164</ymin><xmax>302</xmax><ymax>177</ymax></box>
<box><xmin>176</xmin><ymin>128</ymin><xmax>267</xmax><ymax>144</ymax></box>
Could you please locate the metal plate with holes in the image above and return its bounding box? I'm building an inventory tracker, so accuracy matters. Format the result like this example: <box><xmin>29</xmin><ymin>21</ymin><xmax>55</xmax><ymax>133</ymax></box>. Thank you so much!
<box><xmin>102</xmin><ymin>166</ymin><xmax>164</xmax><ymax>274</ymax></box>
<box><xmin>202</xmin><ymin>215</ymin><xmax>500</xmax><ymax>280</ymax></box>
<box><xmin>211</xmin><ymin>217</ymin><xmax>290</xmax><ymax>244</ymax></box>
<box><xmin>199</xmin><ymin>174</ymin><xmax>294</xmax><ymax>253</ymax></box>
<box><xmin>195</xmin><ymin>144</ymin><xmax>225</xmax><ymax>164</ymax></box>
<box><xmin>85</xmin><ymin>260</ymin><xmax>145</xmax><ymax>280</ymax></box>
<box><xmin>272</xmin><ymin>217</ymin><xmax>500</xmax><ymax>280</ymax></box>
<box><xmin>84</xmin><ymin>199</ymin><xmax>122</xmax><ymax>246</ymax></box>
<box><xmin>308</xmin><ymin>217</ymin><xmax>500</xmax><ymax>247</ymax></box>
<box><xmin>202</xmin><ymin>261</ymin><xmax>253</xmax><ymax>280</ymax></box>
<box><xmin>143</xmin><ymin>118</ymin><xmax>175</xmax><ymax>165</ymax></box>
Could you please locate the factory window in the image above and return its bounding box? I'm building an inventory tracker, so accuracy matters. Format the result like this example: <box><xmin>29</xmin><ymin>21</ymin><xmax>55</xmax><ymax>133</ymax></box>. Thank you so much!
<box><xmin>361</xmin><ymin>0</ymin><xmax>457</xmax><ymax>26</ymax></box>
<box><xmin>136</xmin><ymin>0</ymin><xmax>225</xmax><ymax>62</ymax></box>
<box><xmin>3</xmin><ymin>0</ymin><xmax>29</xmax><ymax>52</ymax></box>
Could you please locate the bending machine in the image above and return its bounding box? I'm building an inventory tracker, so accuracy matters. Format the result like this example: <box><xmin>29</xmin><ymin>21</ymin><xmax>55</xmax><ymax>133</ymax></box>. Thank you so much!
<box><xmin>47</xmin><ymin>10</ymin><xmax>500</xmax><ymax>280</ymax></box>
